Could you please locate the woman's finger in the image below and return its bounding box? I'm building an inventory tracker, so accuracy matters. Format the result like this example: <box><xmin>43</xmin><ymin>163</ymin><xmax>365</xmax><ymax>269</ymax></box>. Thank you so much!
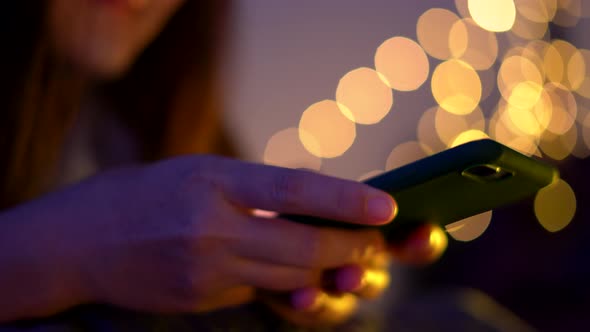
<box><xmin>215</xmin><ymin>160</ymin><xmax>397</xmax><ymax>225</ymax></box>
<box><xmin>260</xmin><ymin>288</ymin><xmax>359</xmax><ymax>327</ymax></box>
<box><xmin>234</xmin><ymin>216</ymin><xmax>385</xmax><ymax>269</ymax></box>
<box><xmin>230</xmin><ymin>257</ymin><xmax>321</xmax><ymax>291</ymax></box>
<box><xmin>388</xmin><ymin>223</ymin><xmax>448</xmax><ymax>265</ymax></box>
<box><xmin>323</xmin><ymin>264</ymin><xmax>390</xmax><ymax>300</ymax></box>
<box><xmin>194</xmin><ymin>286</ymin><xmax>255</xmax><ymax>313</ymax></box>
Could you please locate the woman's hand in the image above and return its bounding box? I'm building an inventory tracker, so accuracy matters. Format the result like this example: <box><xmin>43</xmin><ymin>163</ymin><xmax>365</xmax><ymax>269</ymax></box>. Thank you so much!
<box><xmin>0</xmin><ymin>155</ymin><xmax>398</xmax><ymax>321</ymax></box>
<box><xmin>259</xmin><ymin>224</ymin><xmax>448</xmax><ymax>327</ymax></box>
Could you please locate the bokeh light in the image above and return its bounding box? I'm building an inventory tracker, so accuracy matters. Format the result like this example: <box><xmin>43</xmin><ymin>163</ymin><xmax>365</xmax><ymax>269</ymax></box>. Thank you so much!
<box><xmin>299</xmin><ymin>100</ymin><xmax>356</xmax><ymax>158</ymax></box>
<box><xmin>264</xmin><ymin>127</ymin><xmax>322</xmax><ymax>170</ymax></box>
<box><xmin>498</xmin><ymin>55</ymin><xmax>544</xmax><ymax>107</ymax></box>
<box><xmin>468</xmin><ymin>0</ymin><xmax>517</xmax><ymax>32</ymax></box>
<box><xmin>374</xmin><ymin>37</ymin><xmax>430</xmax><ymax>91</ymax></box>
<box><xmin>417</xmin><ymin>8</ymin><xmax>462</xmax><ymax>60</ymax></box>
<box><xmin>515</xmin><ymin>0</ymin><xmax>557</xmax><ymax>23</ymax></box>
<box><xmin>449</xmin><ymin>18</ymin><xmax>499</xmax><ymax>70</ymax></box>
<box><xmin>544</xmin><ymin>82</ymin><xmax>577</xmax><ymax>135</ymax></box>
<box><xmin>446</xmin><ymin>210</ymin><xmax>493</xmax><ymax>241</ymax></box>
<box><xmin>509</xmin><ymin>8</ymin><xmax>550</xmax><ymax>40</ymax></box>
<box><xmin>489</xmin><ymin>104</ymin><xmax>541</xmax><ymax>156</ymax></box>
<box><xmin>539</xmin><ymin>126</ymin><xmax>578</xmax><ymax>160</ymax></box>
<box><xmin>574</xmin><ymin>49</ymin><xmax>590</xmax><ymax>98</ymax></box>
<box><xmin>435</xmin><ymin>106</ymin><xmax>486</xmax><ymax>147</ymax></box>
<box><xmin>385</xmin><ymin>141</ymin><xmax>431</xmax><ymax>171</ymax></box>
<box><xmin>336</xmin><ymin>67</ymin><xmax>393</xmax><ymax>124</ymax></box>
<box><xmin>432</xmin><ymin>59</ymin><xmax>482</xmax><ymax>115</ymax></box>
<box><xmin>451</xmin><ymin>129</ymin><xmax>489</xmax><ymax>147</ymax></box>
<box><xmin>546</xmin><ymin>39</ymin><xmax>586</xmax><ymax>90</ymax></box>
<box><xmin>534</xmin><ymin>179</ymin><xmax>576</xmax><ymax>232</ymax></box>
<box><xmin>417</xmin><ymin>107</ymin><xmax>448</xmax><ymax>154</ymax></box>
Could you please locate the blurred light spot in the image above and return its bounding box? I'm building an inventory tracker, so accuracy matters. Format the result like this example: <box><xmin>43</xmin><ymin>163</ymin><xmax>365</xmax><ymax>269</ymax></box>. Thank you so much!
<box><xmin>546</xmin><ymin>39</ymin><xmax>585</xmax><ymax>90</ymax></box>
<box><xmin>417</xmin><ymin>107</ymin><xmax>447</xmax><ymax>154</ymax></box>
<box><xmin>544</xmin><ymin>82</ymin><xmax>577</xmax><ymax>135</ymax></box>
<box><xmin>508</xmin><ymin>81</ymin><xmax>544</xmax><ymax>110</ymax></box>
<box><xmin>385</xmin><ymin>141</ymin><xmax>431</xmax><ymax>170</ymax></box>
<box><xmin>553</xmin><ymin>0</ymin><xmax>581</xmax><ymax>27</ymax></box>
<box><xmin>336</xmin><ymin>67</ymin><xmax>393</xmax><ymax>124</ymax></box>
<box><xmin>498</xmin><ymin>55</ymin><xmax>544</xmax><ymax>106</ymax></box>
<box><xmin>534</xmin><ymin>179</ymin><xmax>576</xmax><ymax>232</ymax></box>
<box><xmin>432</xmin><ymin>59</ymin><xmax>482</xmax><ymax>115</ymax></box>
<box><xmin>506</xmin><ymin>86</ymin><xmax>552</xmax><ymax>136</ymax></box>
<box><xmin>489</xmin><ymin>105</ymin><xmax>541</xmax><ymax>156</ymax></box>
<box><xmin>517</xmin><ymin>40</ymin><xmax>552</xmax><ymax>77</ymax></box>
<box><xmin>451</xmin><ymin>129</ymin><xmax>489</xmax><ymax>147</ymax></box>
<box><xmin>299</xmin><ymin>100</ymin><xmax>356</xmax><ymax>158</ymax></box>
<box><xmin>357</xmin><ymin>170</ymin><xmax>384</xmax><ymax>182</ymax></box>
<box><xmin>435</xmin><ymin>106</ymin><xmax>486</xmax><ymax>147</ymax></box>
<box><xmin>449</xmin><ymin>18</ymin><xmax>499</xmax><ymax>70</ymax></box>
<box><xmin>509</xmin><ymin>9</ymin><xmax>549</xmax><ymax>40</ymax></box>
<box><xmin>539</xmin><ymin>125</ymin><xmax>577</xmax><ymax>160</ymax></box>
<box><xmin>417</xmin><ymin>8</ymin><xmax>462</xmax><ymax>60</ymax></box>
<box><xmin>322</xmin><ymin>293</ymin><xmax>358</xmax><ymax>321</ymax></box>
<box><xmin>515</xmin><ymin>0</ymin><xmax>557</xmax><ymax>22</ymax></box>
<box><xmin>375</xmin><ymin>37</ymin><xmax>430</xmax><ymax>91</ymax></box>
<box><xmin>264</xmin><ymin>127</ymin><xmax>322</xmax><ymax>171</ymax></box>
<box><xmin>468</xmin><ymin>0</ymin><xmax>516</xmax><ymax>32</ymax></box>
<box><xmin>446</xmin><ymin>210</ymin><xmax>492</xmax><ymax>242</ymax></box>
<box><xmin>575</xmin><ymin>49</ymin><xmax>590</xmax><ymax>98</ymax></box>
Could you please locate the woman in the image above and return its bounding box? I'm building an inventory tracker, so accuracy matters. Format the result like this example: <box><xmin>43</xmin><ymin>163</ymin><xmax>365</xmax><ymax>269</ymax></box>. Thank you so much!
<box><xmin>0</xmin><ymin>1</ymin><xmax>446</xmax><ymax>329</ymax></box>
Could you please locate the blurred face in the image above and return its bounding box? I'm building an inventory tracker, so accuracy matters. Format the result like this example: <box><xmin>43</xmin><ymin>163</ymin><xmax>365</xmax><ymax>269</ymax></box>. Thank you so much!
<box><xmin>50</xmin><ymin>0</ymin><xmax>184</xmax><ymax>79</ymax></box>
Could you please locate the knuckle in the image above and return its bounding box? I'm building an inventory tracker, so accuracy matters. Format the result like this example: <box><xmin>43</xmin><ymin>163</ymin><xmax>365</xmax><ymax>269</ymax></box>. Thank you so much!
<box><xmin>270</xmin><ymin>171</ymin><xmax>305</xmax><ymax>210</ymax></box>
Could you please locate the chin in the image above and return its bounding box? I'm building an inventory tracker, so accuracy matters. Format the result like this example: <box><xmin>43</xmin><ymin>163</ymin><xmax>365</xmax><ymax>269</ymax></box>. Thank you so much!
<box><xmin>83</xmin><ymin>50</ymin><xmax>138</xmax><ymax>81</ymax></box>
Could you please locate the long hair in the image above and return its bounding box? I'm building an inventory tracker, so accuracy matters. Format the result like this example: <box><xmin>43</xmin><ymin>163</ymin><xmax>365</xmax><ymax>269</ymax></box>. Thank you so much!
<box><xmin>0</xmin><ymin>1</ymin><xmax>232</xmax><ymax>209</ymax></box>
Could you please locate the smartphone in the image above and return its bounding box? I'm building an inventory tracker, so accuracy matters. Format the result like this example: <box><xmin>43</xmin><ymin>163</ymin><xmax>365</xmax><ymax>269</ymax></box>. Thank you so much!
<box><xmin>284</xmin><ymin>139</ymin><xmax>559</xmax><ymax>241</ymax></box>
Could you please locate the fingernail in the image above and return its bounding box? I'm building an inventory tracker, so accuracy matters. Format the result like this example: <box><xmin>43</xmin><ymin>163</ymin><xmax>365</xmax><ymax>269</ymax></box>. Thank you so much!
<box><xmin>366</xmin><ymin>192</ymin><xmax>397</xmax><ymax>224</ymax></box>
<box><xmin>291</xmin><ymin>288</ymin><xmax>325</xmax><ymax>312</ymax></box>
<box><xmin>335</xmin><ymin>265</ymin><xmax>365</xmax><ymax>292</ymax></box>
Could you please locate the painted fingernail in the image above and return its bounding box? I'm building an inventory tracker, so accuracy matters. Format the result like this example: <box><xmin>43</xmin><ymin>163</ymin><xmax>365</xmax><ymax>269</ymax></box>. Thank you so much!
<box><xmin>291</xmin><ymin>288</ymin><xmax>325</xmax><ymax>312</ymax></box>
<box><xmin>366</xmin><ymin>192</ymin><xmax>398</xmax><ymax>223</ymax></box>
<box><xmin>335</xmin><ymin>265</ymin><xmax>365</xmax><ymax>292</ymax></box>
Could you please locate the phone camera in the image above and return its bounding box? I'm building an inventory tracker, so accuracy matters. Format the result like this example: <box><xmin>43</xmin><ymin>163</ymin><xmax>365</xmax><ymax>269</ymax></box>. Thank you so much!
<box><xmin>462</xmin><ymin>164</ymin><xmax>514</xmax><ymax>182</ymax></box>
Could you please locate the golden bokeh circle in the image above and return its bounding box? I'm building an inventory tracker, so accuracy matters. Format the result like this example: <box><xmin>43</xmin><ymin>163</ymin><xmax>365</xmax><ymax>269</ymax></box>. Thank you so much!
<box><xmin>385</xmin><ymin>141</ymin><xmax>431</xmax><ymax>171</ymax></box>
<box><xmin>336</xmin><ymin>67</ymin><xmax>393</xmax><ymax>124</ymax></box>
<box><xmin>299</xmin><ymin>100</ymin><xmax>356</xmax><ymax>158</ymax></box>
<box><xmin>375</xmin><ymin>37</ymin><xmax>430</xmax><ymax>91</ymax></box>
<box><xmin>468</xmin><ymin>0</ymin><xmax>517</xmax><ymax>32</ymax></box>
<box><xmin>451</xmin><ymin>129</ymin><xmax>489</xmax><ymax>147</ymax></box>
<box><xmin>534</xmin><ymin>179</ymin><xmax>576</xmax><ymax>232</ymax></box>
<box><xmin>264</xmin><ymin>127</ymin><xmax>322</xmax><ymax>171</ymax></box>
<box><xmin>417</xmin><ymin>8</ymin><xmax>463</xmax><ymax>60</ymax></box>
<box><xmin>449</xmin><ymin>18</ymin><xmax>499</xmax><ymax>70</ymax></box>
<box><xmin>435</xmin><ymin>106</ymin><xmax>486</xmax><ymax>147</ymax></box>
<box><xmin>446</xmin><ymin>210</ymin><xmax>493</xmax><ymax>242</ymax></box>
<box><xmin>417</xmin><ymin>107</ymin><xmax>447</xmax><ymax>154</ymax></box>
<box><xmin>432</xmin><ymin>59</ymin><xmax>482</xmax><ymax>115</ymax></box>
<box><xmin>515</xmin><ymin>0</ymin><xmax>557</xmax><ymax>23</ymax></box>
